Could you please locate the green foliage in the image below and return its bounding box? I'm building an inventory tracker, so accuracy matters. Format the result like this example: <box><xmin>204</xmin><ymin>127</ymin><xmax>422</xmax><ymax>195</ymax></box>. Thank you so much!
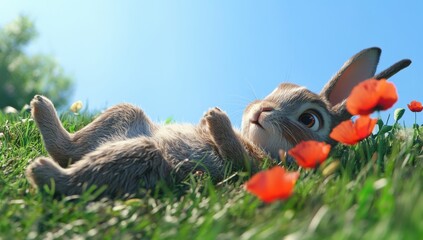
<box><xmin>394</xmin><ymin>108</ymin><xmax>405</xmax><ymax>122</ymax></box>
<box><xmin>0</xmin><ymin>16</ymin><xmax>73</xmax><ymax>110</ymax></box>
<box><xmin>0</xmin><ymin>111</ymin><xmax>422</xmax><ymax>239</ymax></box>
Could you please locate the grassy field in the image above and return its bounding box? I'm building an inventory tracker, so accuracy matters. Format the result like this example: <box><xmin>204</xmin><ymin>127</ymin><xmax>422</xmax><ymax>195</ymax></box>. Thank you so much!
<box><xmin>0</xmin><ymin>110</ymin><xmax>422</xmax><ymax>239</ymax></box>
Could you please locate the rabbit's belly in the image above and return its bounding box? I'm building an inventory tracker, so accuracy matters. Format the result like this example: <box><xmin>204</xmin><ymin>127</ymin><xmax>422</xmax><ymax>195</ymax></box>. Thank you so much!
<box><xmin>153</xmin><ymin>125</ymin><xmax>225</xmax><ymax>174</ymax></box>
<box><xmin>156</xmin><ymin>133</ymin><xmax>222</xmax><ymax>165</ymax></box>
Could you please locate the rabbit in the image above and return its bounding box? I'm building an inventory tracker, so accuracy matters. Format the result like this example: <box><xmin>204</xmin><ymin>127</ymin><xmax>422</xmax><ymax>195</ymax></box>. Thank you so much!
<box><xmin>26</xmin><ymin>47</ymin><xmax>411</xmax><ymax>198</ymax></box>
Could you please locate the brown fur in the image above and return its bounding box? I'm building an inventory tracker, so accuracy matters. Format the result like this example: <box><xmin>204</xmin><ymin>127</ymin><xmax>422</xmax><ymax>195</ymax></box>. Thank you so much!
<box><xmin>27</xmin><ymin>97</ymin><xmax>265</xmax><ymax>198</ymax></box>
<box><xmin>26</xmin><ymin>47</ymin><xmax>410</xmax><ymax>198</ymax></box>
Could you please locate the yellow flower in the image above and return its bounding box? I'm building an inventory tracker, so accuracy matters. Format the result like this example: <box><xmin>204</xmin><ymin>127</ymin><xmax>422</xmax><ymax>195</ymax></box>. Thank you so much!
<box><xmin>70</xmin><ymin>100</ymin><xmax>83</xmax><ymax>113</ymax></box>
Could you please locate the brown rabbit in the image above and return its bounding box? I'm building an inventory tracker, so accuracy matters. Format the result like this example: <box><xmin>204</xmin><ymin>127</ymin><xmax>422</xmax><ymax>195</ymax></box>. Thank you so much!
<box><xmin>26</xmin><ymin>47</ymin><xmax>410</xmax><ymax>198</ymax></box>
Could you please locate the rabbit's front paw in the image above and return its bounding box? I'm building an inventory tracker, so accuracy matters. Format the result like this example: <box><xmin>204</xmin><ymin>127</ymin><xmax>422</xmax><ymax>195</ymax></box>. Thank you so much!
<box><xmin>202</xmin><ymin>107</ymin><xmax>233</xmax><ymax>136</ymax></box>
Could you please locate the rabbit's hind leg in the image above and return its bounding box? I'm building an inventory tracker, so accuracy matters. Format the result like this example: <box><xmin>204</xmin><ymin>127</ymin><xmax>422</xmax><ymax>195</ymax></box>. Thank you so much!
<box><xmin>27</xmin><ymin>138</ymin><xmax>174</xmax><ymax>198</ymax></box>
<box><xmin>26</xmin><ymin>157</ymin><xmax>70</xmax><ymax>196</ymax></box>
<box><xmin>31</xmin><ymin>95</ymin><xmax>157</xmax><ymax>167</ymax></box>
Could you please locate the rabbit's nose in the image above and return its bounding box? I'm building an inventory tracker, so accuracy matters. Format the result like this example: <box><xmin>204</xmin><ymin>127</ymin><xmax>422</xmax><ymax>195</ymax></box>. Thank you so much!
<box><xmin>250</xmin><ymin>107</ymin><xmax>274</xmax><ymax>125</ymax></box>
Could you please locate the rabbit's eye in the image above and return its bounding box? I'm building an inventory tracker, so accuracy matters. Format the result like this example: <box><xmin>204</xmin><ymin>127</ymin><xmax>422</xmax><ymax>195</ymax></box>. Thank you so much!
<box><xmin>298</xmin><ymin>110</ymin><xmax>322</xmax><ymax>131</ymax></box>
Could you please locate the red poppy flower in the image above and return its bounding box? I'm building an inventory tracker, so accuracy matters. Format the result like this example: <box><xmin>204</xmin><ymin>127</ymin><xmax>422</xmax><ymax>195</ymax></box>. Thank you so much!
<box><xmin>288</xmin><ymin>141</ymin><xmax>331</xmax><ymax>168</ymax></box>
<box><xmin>407</xmin><ymin>100</ymin><xmax>423</xmax><ymax>112</ymax></box>
<box><xmin>329</xmin><ymin>115</ymin><xmax>378</xmax><ymax>145</ymax></box>
<box><xmin>346</xmin><ymin>79</ymin><xmax>398</xmax><ymax>115</ymax></box>
<box><xmin>245</xmin><ymin>166</ymin><xmax>299</xmax><ymax>203</ymax></box>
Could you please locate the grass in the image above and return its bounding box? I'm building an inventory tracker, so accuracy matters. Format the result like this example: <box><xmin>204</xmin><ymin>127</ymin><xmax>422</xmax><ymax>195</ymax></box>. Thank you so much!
<box><xmin>0</xmin><ymin>109</ymin><xmax>422</xmax><ymax>239</ymax></box>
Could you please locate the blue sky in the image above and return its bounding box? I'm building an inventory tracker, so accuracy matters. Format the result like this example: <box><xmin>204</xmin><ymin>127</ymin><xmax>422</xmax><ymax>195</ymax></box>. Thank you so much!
<box><xmin>1</xmin><ymin>1</ymin><xmax>422</xmax><ymax>127</ymax></box>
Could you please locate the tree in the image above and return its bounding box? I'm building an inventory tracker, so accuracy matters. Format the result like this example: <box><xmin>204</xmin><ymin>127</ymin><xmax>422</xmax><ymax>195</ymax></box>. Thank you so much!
<box><xmin>0</xmin><ymin>16</ymin><xmax>73</xmax><ymax>110</ymax></box>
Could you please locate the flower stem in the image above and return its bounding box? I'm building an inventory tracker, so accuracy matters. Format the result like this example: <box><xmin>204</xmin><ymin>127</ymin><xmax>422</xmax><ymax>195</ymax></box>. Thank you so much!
<box><xmin>414</xmin><ymin>112</ymin><xmax>417</xmax><ymax>126</ymax></box>
<box><xmin>377</xmin><ymin>133</ymin><xmax>385</xmax><ymax>173</ymax></box>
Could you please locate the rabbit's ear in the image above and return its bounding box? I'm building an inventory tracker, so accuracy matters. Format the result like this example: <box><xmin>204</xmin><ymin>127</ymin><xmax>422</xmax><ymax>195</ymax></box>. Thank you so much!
<box><xmin>374</xmin><ymin>59</ymin><xmax>411</xmax><ymax>80</ymax></box>
<box><xmin>320</xmin><ymin>47</ymin><xmax>381</xmax><ymax>107</ymax></box>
